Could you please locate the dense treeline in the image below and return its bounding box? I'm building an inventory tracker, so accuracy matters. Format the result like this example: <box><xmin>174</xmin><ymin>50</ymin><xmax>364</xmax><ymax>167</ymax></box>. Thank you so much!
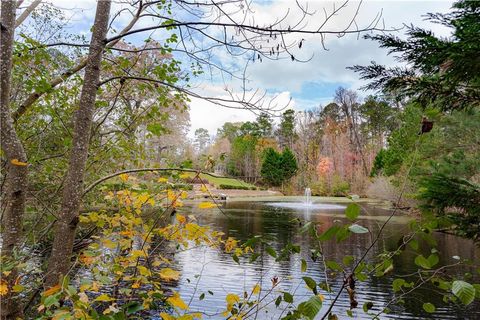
<box><xmin>202</xmin><ymin>89</ymin><xmax>399</xmax><ymax>195</ymax></box>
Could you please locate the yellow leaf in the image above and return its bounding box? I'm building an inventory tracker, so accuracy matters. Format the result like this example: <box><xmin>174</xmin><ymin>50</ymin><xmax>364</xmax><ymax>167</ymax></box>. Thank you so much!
<box><xmin>226</xmin><ymin>293</ymin><xmax>240</xmax><ymax>305</ymax></box>
<box><xmin>43</xmin><ymin>284</ymin><xmax>61</xmax><ymax>297</ymax></box>
<box><xmin>131</xmin><ymin>282</ymin><xmax>141</xmax><ymax>289</ymax></box>
<box><xmin>120</xmin><ymin>230</ymin><xmax>134</xmax><ymax>237</ymax></box>
<box><xmin>200</xmin><ymin>185</ymin><xmax>208</xmax><ymax>193</ymax></box>
<box><xmin>137</xmin><ymin>266</ymin><xmax>151</xmax><ymax>276</ymax></box>
<box><xmin>173</xmin><ymin>200</ymin><xmax>183</xmax><ymax>208</ymax></box>
<box><xmin>158</xmin><ymin>177</ymin><xmax>169</xmax><ymax>183</ymax></box>
<box><xmin>95</xmin><ymin>294</ymin><xmax>115</xmax><ymax>302</ymax></box>
<box><xmin>176</xmin><ymin>214</ymin><xmax>186</xmax><ymax>224</ymax></box>
<box><xmin>159</xmin><ymin>268</ymin><xmax>180</xmax><ymax>281</ymax></box>
<box><xmin>224</xmin><ymin>237</ymin><xmax>238</xmax><ymax>253</ymax></box>
<box><xmin>131</xmin><ymin>250</ymin><xmax>146</xmax><ymax>258</ymax></box>
<box><xmin>252</xmin><ymin>284</ymin><xmax>260</xmax><ymax>295</ymax></box>
<box><xmin>198</xmin><ymin>202</ymin><xmax>217</xmax><ymax>209</ymax></box>
<box><xmin>119</xmin><ymin>173</ymin><xmax>129</xmax><ymax>182</ymax></box>
<box><xmin>2</xmin><ymin>271</ymin><xmax>11</xmax><ymax>277</ymax></box>
<box><xmin>181</xmin><ymin>191</ymin><xmax>188</xmax><ymax>199</ymax></box>
<box><xmin>103</xmin><ymin>239</ymin><xmax>116</xmax><ymax>249</ymax></box>
<box><xmin>179</xmin><ymin>173</ymin><xmax>190</xmax><ymax>179</ymax></box>
<box><xmin>167</xmin><ymin>291</ymin><xmax>189</xmax><ymax>310</ymax></box>
<box><xmin>160</xmin><ymin>312</ymin><xmax>175</xmax><ymax>320</ymax></box>
<box><xmin>10</xmin><ymin>159</ymin><xmax>27</xmax><ymax>166</ymax></box>
<box><xmin>0</xmin><ymin>280</ymin><xmax>8</xmax><ymax>296</ymax></box>
<box><xmin>317</xmin><ymin>294</ymin><xmax>324</xmax><ymax>302</ymax></box>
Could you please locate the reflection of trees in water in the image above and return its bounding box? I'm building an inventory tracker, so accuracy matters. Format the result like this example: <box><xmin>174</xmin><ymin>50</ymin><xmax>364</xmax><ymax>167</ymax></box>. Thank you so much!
<box><xmin>159</xmin><ymin>202</ymin><xmax>480</xmax><ymax>319</ymax></box>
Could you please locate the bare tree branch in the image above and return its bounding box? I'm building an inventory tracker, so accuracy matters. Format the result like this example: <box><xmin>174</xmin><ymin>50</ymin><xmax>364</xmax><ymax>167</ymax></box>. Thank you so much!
<box><xmin>15</xmin><ymin>0</ymin><xmax>42</xmax><ymax>28</ymax></box>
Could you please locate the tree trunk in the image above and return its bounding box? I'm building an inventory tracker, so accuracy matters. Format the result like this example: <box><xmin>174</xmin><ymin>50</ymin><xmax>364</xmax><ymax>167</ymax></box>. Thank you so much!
<box><xmin>0</xmin><ymin>1</ymin><xmax>28</xmax><ymax>318</ymax></box>
<box><xmin>45</xmin><ymin>0</ymin><xmax>111</xmax><ymax>288</ymax></box>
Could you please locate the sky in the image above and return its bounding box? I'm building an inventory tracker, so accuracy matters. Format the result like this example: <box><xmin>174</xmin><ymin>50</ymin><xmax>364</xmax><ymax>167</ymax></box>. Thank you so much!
<box><xmin>35</xmin><ymin>0</ymin><xmax>455</xmax><ymax>138</ymax></box>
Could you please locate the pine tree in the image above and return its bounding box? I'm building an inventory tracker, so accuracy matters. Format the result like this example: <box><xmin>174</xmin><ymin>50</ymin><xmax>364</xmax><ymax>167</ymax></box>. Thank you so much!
<box><xmin>350</xmin><ymin>0</ymin><xmax>480</xmax><ymax>111</ymax></box>
<box><xmin>260</xmin><ymin>148</ymin><xmax>282</xmax><ymax>186</ymax></box>
<box><xmin>280</xmin><ymin>148</ymin><xmax>298</xmax><ymax>181</ymax></box>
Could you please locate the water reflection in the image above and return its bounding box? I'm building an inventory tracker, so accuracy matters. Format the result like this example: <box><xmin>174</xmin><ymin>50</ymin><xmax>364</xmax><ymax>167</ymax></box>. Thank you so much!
<box><xmin>162</xmin><ymin>200</ymin><xmax>479</xmax><ymax>319</ymax></box>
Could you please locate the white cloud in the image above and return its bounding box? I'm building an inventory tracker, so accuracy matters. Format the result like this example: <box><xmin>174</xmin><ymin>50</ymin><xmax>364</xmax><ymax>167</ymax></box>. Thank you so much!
<box><xmin>187</xmin><ymin>86</ymin><xmax>294</xmax><ymax>138</ymax></box>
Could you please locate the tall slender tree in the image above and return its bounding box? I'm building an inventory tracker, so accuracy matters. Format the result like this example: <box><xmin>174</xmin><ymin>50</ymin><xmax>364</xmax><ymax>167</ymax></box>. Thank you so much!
<box><xmin>45</xmin><ymin>0</ymin><xmax>112</xmax><ymax>288</ymax></box>
<box><xmin>0</xmin><ymin>2</ymin><xmax>29</xmax><ymax>318</ymax></box>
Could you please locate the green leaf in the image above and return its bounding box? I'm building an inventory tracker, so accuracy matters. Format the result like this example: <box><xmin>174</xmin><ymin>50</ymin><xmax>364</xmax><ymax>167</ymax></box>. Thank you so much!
<box><xmin>427</xmin><ymin>254</ymin><xmax>439</xmax><ymax>268</ymax></box>
<box><xmin>392</xmin><ymin>278</ymin><xmax>405</xmax><ymax>292</ymax></box>
<box><xmin>363</xmin><ymin>301</ymin><xmax>374</xmax><ymax>313</ymax></box>
<box><xmin>422</xmin><ymin>302</ymin><xmax>435</xmax><ymax>313</ymax></box>
<box><xmin>342</xmin><ymin>255</ymin><xmax>354</xmax><ymax>266</ymax></box>
<box><xmin>326</xmin><ymin>260</ymin><xmax>343</xmax><ymax>272</ymax></box>
<box><xmin>345</xmin><ymin>203</ymin><xmax>360</xmax><ymax>221</ymax></box>
<box><xmin>275</xmin><ymin>295</ymin><xmax>282</xmax><ymax>307</ymax></box>
<box><xmin>348</xmin><ymin>224</ymin><xmax>369</xmax><ymax>234</ymax></box>
<box><xmin>266</xmin><ymin>246</ymin><xmax>277</xmax><ymax>258</ymax></box>
<box><xmin>199</xmin><ymin>293</ymin><xmax>205</xmax><ymax>301</ymax></box>
<box><xmin>318</xmin><ymin>225</ymin><xmax>340</xmax><ymax>241</ymax></box>
<box><xmin>336</xmin><ymin>226</ymin><xmax>351</xmax><ymax>242</ymax></box>
<box><xmin>301</xmin><ymin>259</ymin><xmax>307</xmax><ymax>272</ymax></box>
<box><xmin>283</xmin><ymin>292</ymin><xmax>293</xmax><ymax>303</ymax></box>
<box><xmin>302</xmin><ymin>277</ymin><xmax>317</xmax><ymax>291</ymax></box>
<box><xmin>125</xmin><ymin>302</ymin><xmax>144</xmax><ymax>315</ymax></box>
<box><xmin>298</xmin><ymin>295</ymin><xmax>323</xmax><ymax>319</ymax></box>
<box><xmin>414</xmin><ymin>255</ymin><xmax>430</xmax><ymax>269</ymax></box>
<box><xmin>409</xmin><ymin>239</ymin><xmax>419</xmax><ymax>251</ymax></box>
<box><xmin>249</xmin><ymin>253</ymin><xmax>260</xmax><ymax>263</ymax></box>
<box><xmin>451</xmin><ymin>280</ymin><xmax>475</xmax><ymax>305</ymax></box>
<box><xmin>232</xmin><ymin>254</ymin><xmax>239</xmax><ymax>264</ymax></box>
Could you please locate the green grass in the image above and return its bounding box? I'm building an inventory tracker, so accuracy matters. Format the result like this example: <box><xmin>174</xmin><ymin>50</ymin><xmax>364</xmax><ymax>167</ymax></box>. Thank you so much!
<box><xmin>185</xmin><ymin>172</ymin><xmax>256</xmax><ymax>189</ymax></box>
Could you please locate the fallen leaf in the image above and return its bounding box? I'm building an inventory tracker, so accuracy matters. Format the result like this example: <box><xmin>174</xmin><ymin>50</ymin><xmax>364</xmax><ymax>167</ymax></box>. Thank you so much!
<box><xmin>11</xmin><ymin>159</ymin><xmax>27</xmax><ymax>166</ymax></box>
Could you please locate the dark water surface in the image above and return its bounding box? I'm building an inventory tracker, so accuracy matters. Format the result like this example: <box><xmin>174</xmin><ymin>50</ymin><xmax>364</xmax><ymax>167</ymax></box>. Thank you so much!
<box><xmin>164</xmin><ymin>199</ymin><xmax>480</xmax><ymax>319</ymax></box>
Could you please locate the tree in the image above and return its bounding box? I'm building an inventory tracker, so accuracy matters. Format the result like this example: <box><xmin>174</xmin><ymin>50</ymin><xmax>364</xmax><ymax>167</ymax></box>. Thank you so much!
<box><xmin>354</xmin><ymin>0</ymin><xmax>480</xmax><ymax>239</ymax></box>
<box><xmin>0</xmin><ymin>2</ymin><xmax>29</xmax><ymax>317</ymax></box>
<box><xmin>280</xmin><ymin>148</ymin><xmax>298</xmax><ymax>181</ymax></box>
<box><xmin>194</xmin><ymin>128</ymin><xmax>210</xmax><ymax>155</ymax></box>
<box><xmin>278</xmin><ymin>109</ymin><xmax>296</xmax><ymax>149</ymax></box>
<box><xmin>45</xmin><ymin>0</ymin><xmax>112</xmax><ymax>288</ymax></box>
<box><xmin>350</xmin><ymin>1</ymin><xmax>480</xmax><ymax>111</ymax></box>
<box><xmin>334</xmin><ymin>87</ymin><xmax>369</xmax><ymax>176</ymax></box>
<box><xmin>255</xmin><ymin>112</ymin><xmax>273</xmax><ymax>137</ymax></box>
<box><xmin>260</xmin><ymin>147</ymin><xmax>298</xmax><ymax>187</ymax></box>
<box><xmin>260</xmin><ymin>148</ymin><xmax>282</xmax><ymax>186</ymax></box>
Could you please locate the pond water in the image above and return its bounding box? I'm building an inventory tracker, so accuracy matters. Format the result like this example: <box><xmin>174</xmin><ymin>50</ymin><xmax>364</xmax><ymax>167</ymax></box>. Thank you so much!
<box><xmin>164</xmin><ymin>199</ymin><xmax>480</xmax><ymax>319</ymax></box>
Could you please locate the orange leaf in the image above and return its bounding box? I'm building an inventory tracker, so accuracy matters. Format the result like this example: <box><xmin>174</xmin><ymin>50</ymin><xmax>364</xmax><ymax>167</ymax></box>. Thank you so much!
<box><xmin>43</xmin><ymin>284</ymin><xmax>61</xmax><ymax>297</ymax></box>
<box><xmin>11</xmin><ymin>159</ymin><xmax>27</xmax><ymax>166</ymax></box>
<box><xmin>0</xmin><ymin>280</ymin><xmax>8</xmax><ymax>296</ymax></box>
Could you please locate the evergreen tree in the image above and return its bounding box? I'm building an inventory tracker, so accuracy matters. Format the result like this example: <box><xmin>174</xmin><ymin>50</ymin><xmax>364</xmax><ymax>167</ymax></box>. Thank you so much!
<box><xmin>260</xmin><ymin>148</ymin><xmax>282</xmax><ymax>186</ymax></box>
<box><xmin>350</xmin><ymin>0</ymin><xmax>480</xmax><ymax>111</ymax></box>
<box><xmin>278</xmin><ymin>109</ymin><xmax>297</xmax><ymax>149</ymax></box>
<box><xmin>280</xmin><ymin>148</ymin><xmax>298</xmax><ymax>181</ymax></box>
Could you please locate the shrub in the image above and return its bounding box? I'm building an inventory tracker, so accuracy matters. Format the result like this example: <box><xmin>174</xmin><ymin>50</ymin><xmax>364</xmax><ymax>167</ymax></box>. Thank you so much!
<box><xmin>218</xmin><ymin>184</ymin><xmax>256</xmax><ymax>190</ymax></box>
<box><xmin>310</xmin><ymin>180</ymin><xmax>328</xmax><ymax>196</ymax></box>
<box><xmin>331</xmin><ymin>175</ymin><xmax>350</xmax><ymax>196</ymax></box>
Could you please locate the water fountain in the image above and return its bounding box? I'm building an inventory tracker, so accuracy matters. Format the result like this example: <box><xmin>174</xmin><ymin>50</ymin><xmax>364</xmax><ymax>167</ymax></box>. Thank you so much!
<box><xmin>304</xmin><ymin>187</ymin><xmax>312</xmax><ymax>206</ymax></box>
<box><xmin>265</xmin><ymin>187</ymin><xmax>345</xmax><ymax>210</ymax></box>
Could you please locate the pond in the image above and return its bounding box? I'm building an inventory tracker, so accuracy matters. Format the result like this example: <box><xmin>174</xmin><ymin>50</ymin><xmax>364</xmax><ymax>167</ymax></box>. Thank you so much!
<box><xmin>163</xmin><ymin>198</ymin><xmax>480</xmax><ymax>319</ymax></box>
